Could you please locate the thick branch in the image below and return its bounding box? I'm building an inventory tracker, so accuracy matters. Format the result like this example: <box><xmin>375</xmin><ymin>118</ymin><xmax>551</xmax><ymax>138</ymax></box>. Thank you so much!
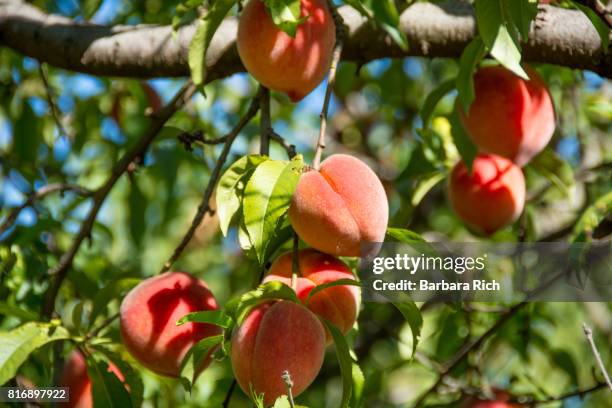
<box><xmin>1</xmin><ymin>0</ymin><xmax>610</xmax><ymax>78</ymax></box>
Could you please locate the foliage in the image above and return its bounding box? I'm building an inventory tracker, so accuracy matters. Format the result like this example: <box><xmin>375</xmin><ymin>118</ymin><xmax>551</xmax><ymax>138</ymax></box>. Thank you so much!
<box><xmin>0</xmin><ymin>0</ymin><xmax>610</xmax><ymax>407</ymax></box>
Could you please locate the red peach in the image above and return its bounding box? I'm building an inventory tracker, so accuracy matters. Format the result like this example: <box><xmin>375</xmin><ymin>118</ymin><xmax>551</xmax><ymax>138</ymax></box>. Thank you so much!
<box><xmin>263</xmin><ymin>249</ymin><xmax>359</xmax><ymax>343</ymax></box>
<box><xmin>459</xmin><ymin>66</ymin><xmax>555</xmax><ymax>166</ymax></box>
<box><xmin>289</xmin><ymin>154</ymin><xmax>389</xmax><ymax>257</ymax></box>
<box><xmin>59</xmin><ymin>351</ymin><xmax>124</xmax><ymax>408</ymax></box>
<box><xmin>449</xmin><ymin>154</ymin><xmax>526</xmax><ymax>235</ymax></box>
<box><xmin>231</xmin><ymin>301</ymin><xmax>326</xmax><ymax>406</ymax></box>
<box><xmin>237</xmin><ymin>0</ymin><xmax>336</xmax><ymax>102</ymax></box>
<box><xmin>119</xmin><ymin>271</ymin><xmax>221</xmax><ymax>377</ymax></box>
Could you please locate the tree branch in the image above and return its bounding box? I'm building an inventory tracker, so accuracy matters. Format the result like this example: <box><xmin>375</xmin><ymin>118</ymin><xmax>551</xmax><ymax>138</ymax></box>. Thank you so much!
<box><xmin>41</xmin><ymin>80</ymin><xmax>197</xmax><ymax>319</ymax></box>
<box><xmin>0</xmin><ymin>183</ymin><xmax>92</xmax><ymax>236</ymax></box>
<box><xmin>1</xmin><ymin>1</ymin><xmax>610</xmax><ymax>79</ymax></box>
<box><xmin>313</xmin><ymin>0</ymin><xmax>345</xmax><ymax>170</ymax></box>
<box><xmin>583</xmin><ymin>323</ymin><xmax>612</xmax><ymax>390</ymax></box>
<box><xmin>159</xmin><ymin>89</ymin><xmax>262</xmax><ymax>274</ymax></box>
<box><xmin>575</xmin><ymin>0</ymin><xmax>612</xmax><ymax>29</ymax></box>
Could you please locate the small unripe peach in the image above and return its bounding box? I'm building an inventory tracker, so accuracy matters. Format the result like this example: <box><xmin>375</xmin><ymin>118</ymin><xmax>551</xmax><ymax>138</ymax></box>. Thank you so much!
<box><xmin>289</xmin><ymin>154</ymin><xmax>389</xmax><ymax>257</ymax></box>
<box><xmin>231</xmin><ymin>301</ymin><xmax>326</xmax><ymax>406</ymax></box>
<box><xmin>59</xmin><ymin>351</ymin><xmax>124</xmax><ymax>408</ymax></box>
<box><xmin>264</xmin><ymin>249</ymin><xmax>360</xmax><ymax>343</ymax></box>
<box><xmin>119</xmin><ymin>271</ymin><xmax>221</xmax><ymax>377</ymax></box>
<box><xmin>237</xmin><ymin>0</ymin><xmax>336</xmax><ymax>102</ymax></box>
<box><xmin>459</xmin><ymin>66</ymin><xmax>555</xmax><ymax>166</ymax></box>
<box><xmin>449</xmin><ymin>154</ymin><xmax>526</xmax><ymax>235</ymax></box>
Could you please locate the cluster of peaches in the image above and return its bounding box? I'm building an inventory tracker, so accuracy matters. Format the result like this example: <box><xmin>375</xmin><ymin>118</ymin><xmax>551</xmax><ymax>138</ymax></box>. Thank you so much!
<box><xmin>58</xmin><ymin>0</ymin><xmax>554</xmax><ymax>406</ymax></box>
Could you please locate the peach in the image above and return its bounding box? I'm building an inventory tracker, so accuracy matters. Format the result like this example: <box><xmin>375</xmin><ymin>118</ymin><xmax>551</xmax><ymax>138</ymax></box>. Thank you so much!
<box><xmin>263</xmin><ymin>249</ymin><xmax>359</xmax><ymax>342</ymax></box>
<box><xmin>459</xmin><ymin>66</ymin><xmax>555</xmax><ymax>166</ymax></box>
<box><xmin>449</xmin><ymin>154</ymin><xmax>526</xmax><ymax>235</ymax></box>
<box><xmin>119</xmin><ymin>271</ymin><xmax>221</xmax><ymax>377</ymax></box>
<box><xmin>231</xmin><ymin>301</ymin><xmax>326</xmax><ymax>406</ymax></box>
<box><xmin>59</xmin><ymin>351</ymin><xmax>124</xmax><ymax>408</ymax></box>
<box><xmin>237</xmin><ymin>0</ymin><xmax>335</xmax><ymax>102</ymax></box>
<box><xmin>289</xmin><ymin>154</ymin><xmax>389</xmax><ymax>257</ymax></box>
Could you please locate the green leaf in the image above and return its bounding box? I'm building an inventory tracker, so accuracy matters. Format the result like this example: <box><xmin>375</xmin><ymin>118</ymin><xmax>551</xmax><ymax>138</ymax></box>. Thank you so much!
<box><xmin>386</xmin><ymin>228</ymin><xmax>427</xmax><ymax>243</ymax></box>
<box><xmin>94</xmin><ymin>348</ymin><xmax>144</xmax><ymax>408</ymax></box>
<box><xmin>89</xmin><ymin>277</ymin><xmax>141</xmax><ymax>326</ymax></box>
<box><xmin>506</xmin><ymin>0</ymin><xmax>538</xmax><ymax>40</ymax></box>
<box><xmin>71</xmin><ymin>300</ymin><xmax>85</xmax><ymax>332</ymax></box>
<box><xmin>188</xmin><ymin>0</ymin><xmax>235</xmax><ymax>87</ymax></box>
<box><xmin>179</xmin><ymin>334</ymin><xmax>224</xmax><ymax>389</ymax></box>
<box><xmin>243</xmin><ymin>156</ymin><xmax>304</xmax><ymax>265</ymax></box>
<box><xmin>571</xmin><ymin>191</ymin><xmax>612</xmax><ymax>243</ymax></box>
<box><xmin>474</xmin><ymin>0</ymin><xmax>527</xmax><ymax>78</ymax></box>
<box><xmin>0</xmin><ymin>322</ymin><xmax>70</xmax><ymax>385</ymax></box>
<box><xmin>87</xmin><ymin>355</ymin><xmax>132</xmax><ymax>408</ymax></box>
<box><xmin>0</xmin><ymin>303</ymin><xmax>38</xmax><ymax>322</ymax></box>
<box><xmin>393</xmin><ymin>300</ymin><xmax>423</xmax><ymax>357</ymax></box>
<box><xmin>411</xmin><ymin>172</ymin><xmax>447</xmax><ymax>207</ymax></box>
<box><xmin>456</xmin><ymin>37</ymin><xmax>486</xmax><ymax>111</ymax></box>
<box><xmin>449</xmin><ymin>109</ymin><xmax>478</xmax><ymax>170</ymax></box>
<box><xmin>371</xmin><ymin>0</ymin><xmax>409</xmax><ymax>51</ymax></box>
<box><xmin>226</xmin><ymin>281</ymin><xmax>299</xmax><ymax>324</ymax></box>
<box><xmin>351</xmin><ymin>362</ymin><xmax>365</xmax><ymax>408</ymax></box>
<box><xmin>305</xmin><ymin>279</ymin><xmax>361</xmax><ymax>305</ymax></box>
<box><xmin>217</xmin><ymin>155</ymin><xmax>269</xmax><ymax>236</ymax></box>
<box><xmin>263</xmin><ymin>0</ymin><xmax>306</xmax><ymax>37</ymax></box>
<box><xmin>490</xmin><ymin>25</ymin><xmax>527</xmax><ymax>78</ymax></box>
<box><xmin>128</xmin><ymin>179</ymin><xmax>146</xmax><ymax>248</ymax></box>
<box><xmin>551</xmin><ymin>349</ymin><xmax>578</xmax><ymax>387</ymax></box>
<box><xmin>570</xmin><ymin>1</ymin><xmax>610</xmax><ymax>53</ymax></box>
<box><xmin>176</xmin><ymin>310</ymin><xmax>233</xmax><ymax>328</ymax></box>
<box><xmin>420</xmin><ymin>79</ymin><xmax>456</xmax><ymax>129</ymax></box>
<box><xmin>323</xmin><ymin>320</ymin><xmax>353</xmax><ymax>408</ymax></box>
<box><xmin>530</xmin><ymin>149</ymin><xmax>575</xmax><ymax>197</ymax></box>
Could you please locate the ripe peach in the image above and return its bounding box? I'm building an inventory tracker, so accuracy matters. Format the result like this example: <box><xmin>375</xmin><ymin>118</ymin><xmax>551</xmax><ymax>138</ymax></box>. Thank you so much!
<box><xmin>263</xmin><ymin>249</ymin><xmax>359</xmax><ymax>342</ymax></box>
<box><xmin>459</xmin><ymin>66</ymin><xmax>555</xmax><ymax>166</ymax></box>
<box><xmin>231</xmin><ymin>301</ymin><xmax>326</xmax><ymax>406</ymax></box>
<box><xmin>289</xmin><ymin>154</ymin><xmax>389</xmax><ymax>257</ymax></box>
<box><xmin>237</xmin><ymin>0</ymin><xmax>335</xmax><ymax>102</ymax></box>
<box><xmin>119</xmin><ymin>271</ymin><xmax>221</xmax><ymax>377</ymax></box>
<box><xmin>449</xmin><ymin>154</ymin><xmax>526</xmax><ymax>235</ymax></box>
<box><xmin>59</xmin><ymin>351</ymin><xmax>124</xmax><ymax>408</ymax></box>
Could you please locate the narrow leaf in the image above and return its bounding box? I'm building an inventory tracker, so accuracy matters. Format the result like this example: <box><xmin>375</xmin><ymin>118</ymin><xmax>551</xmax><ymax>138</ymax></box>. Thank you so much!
<box><xmin>176</xmin><ymin>310</ymin><xmax>233</xmax><ymax>328</ymax></box>
<box><xmin>323</xmin><ymin>320</ymin><xmax>353</xmax><ymax>408</ymax></box>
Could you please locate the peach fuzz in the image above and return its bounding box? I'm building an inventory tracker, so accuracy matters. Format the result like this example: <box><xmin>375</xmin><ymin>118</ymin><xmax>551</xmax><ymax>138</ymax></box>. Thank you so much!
<box><xmin>289</xmin><ymin>154</ymin><xmax>389</xmax><ymax>257</ymax></box>
<box><xmin>449</xmin><ymin>154</ymin><xmax>526</xmax><ymax>235</ymax></box>
<box><xmin>119</xmin><ymin>271</ymin><xmax>221</xmax><ymax>377</ymax></box>
<box><xmin>459</xmin><ymin>66</ymin><xmax>555</xmax><ymax>166</ymax></box>
<box><xmin>59</xmin><ymin>351</ymin><xmax>124</xmax><ymax>408</ymax></box>
<box><xmin>237</xmin><ymin>0</ymin><xmax>335</xmax><ymax>102</ymax></box>
<box><xmin>231</xmin><ymin>301</ymin><xmax>326</xmax><ymax>406</ymax></box>
<box><xmin>264</xmin><ymin>249</ymin><xmax>359</xmax><ymax>342</ymax></box>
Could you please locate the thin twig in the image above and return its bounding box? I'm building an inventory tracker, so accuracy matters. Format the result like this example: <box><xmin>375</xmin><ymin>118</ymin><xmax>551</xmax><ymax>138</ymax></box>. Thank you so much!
<box><xmin>414</xmin><ymin>301</ymin><xmax>528</xmax><ymax>407</ymax></box>
<box><xmin>222</xmin><ymin>379</ymin><xmax>237</xmax><ymax>408</ymax></box>
<box><xmin>583</xmin><ymin>323</ymin><xmax>612</xmax><ymax>390</ymax></box>
<box><xmin>38</xmin><ymin>63</ymin><xmax>71</xmax><ymax>140</ymax></box>
<box><xmin>160</xmin><ymin>89</ymin><xmax>262</xmax><ymax>274</ymax></box>
<box><xmin>282</xmin><ymin>370</ymin><xmax>296</xmax><ymax>408</ymax></box>
<box><xmin>312</xmin><ymin>0</ymin><xmax>345</xmax><ymax>170</ymax></box>
<box><xmin>177</xmin><ymin>130</ymin><xmax>229</xmax><ymax>151</ymax></box>
<box><xmin>260</xmin><ymin>87</ymin><xmax>271</xmax><ymax>156</ymax></box>
<box><xmin>509</xmin><ymin>381</ymin><xmax>607</xmax><ymax>405</ymax></box>
<box><xmin>270</xmin><ymin>130</ymin><xmax>297</xmax><ymax>159</ymax></box>
<box><xmin>85</xmin><ymin>312</ymin><xmax>120</xmax><ymax>341</ymax></box>
<box><xmin>41</xmin><ymin>81</ymin><xmax>198</xmax><ymax>319</ymax></box>
<box><xmin>0</xmin><ymin>183</ymin><xmax>92</xmax><ymax>236</ymax></box>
